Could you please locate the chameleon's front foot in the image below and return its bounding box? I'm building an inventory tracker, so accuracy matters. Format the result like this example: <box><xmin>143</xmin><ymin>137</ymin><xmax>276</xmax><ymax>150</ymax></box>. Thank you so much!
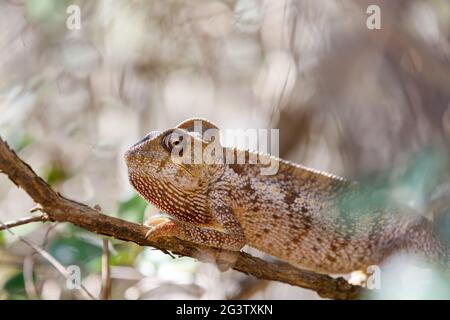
<box><xmin>143</xmin><ymin>216</ymin><xmax>244</xmax><ymax>271</ymax></box>
<box><xmin>144</xmin><ymin>216</ymin><xmax>183</xmax><ymax>240</ymax></box>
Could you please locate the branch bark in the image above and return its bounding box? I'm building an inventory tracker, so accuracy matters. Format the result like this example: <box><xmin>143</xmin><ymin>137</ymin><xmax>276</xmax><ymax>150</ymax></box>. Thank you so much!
<box><xmin>0</xmin><ymin>137</ymin><xmax>364</xmax><ymax>300</ymax></box>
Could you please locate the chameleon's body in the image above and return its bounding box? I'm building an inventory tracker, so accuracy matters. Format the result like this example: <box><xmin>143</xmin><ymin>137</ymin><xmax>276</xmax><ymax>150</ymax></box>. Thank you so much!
<box><xmin>125</xmin><ymin>118</ymin><xmax>449</xmax><ymax>274</ymax></box>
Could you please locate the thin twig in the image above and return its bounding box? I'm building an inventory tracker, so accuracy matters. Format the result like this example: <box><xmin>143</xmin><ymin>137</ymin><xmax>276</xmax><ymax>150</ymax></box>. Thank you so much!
<box><xmin>23</xmin><ymin>254</ymin><xmax>38</xmax><ymax>299</ymax></box>
<box><xmin>0</xmin><ymin>214</ymin><xmax>47</xmax><ymax>231</ymax></box>
<box><xmin>100</xmin><ymin>238</ymin><xmax>111</xmax><ymax>300</ymax></box>
<box><xmin>0</xmin><ymin>219</ymin><xmax>97</xmax><ymax>300</ymax></box>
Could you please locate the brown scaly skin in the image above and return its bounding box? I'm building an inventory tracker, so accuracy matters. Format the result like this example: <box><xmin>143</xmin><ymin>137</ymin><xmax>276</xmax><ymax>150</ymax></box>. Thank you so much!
<box><xmin>125</xmin><ymin>118</ymin><xmax>449</xmax><ymax>274</ymax></box>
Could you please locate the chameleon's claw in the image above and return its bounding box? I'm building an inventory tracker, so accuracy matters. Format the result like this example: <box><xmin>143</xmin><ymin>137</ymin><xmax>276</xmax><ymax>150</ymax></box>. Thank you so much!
<box><xmin>145</xmin><ymin>226</ymin><xmax>154</xmax><ymax>239</ymax></box>
<box><xmin>144</xmin><ymin>216</ymin><xmax>171</xmax><ymax>228</ymax></box>
<box><xmin>144</xmin><ymin>217</ymin><xmax>169</xmax><ymax>240</ymax></box>
<box><xmin>143</xmin><ymin>216</ymin><xmax>181</xmax><ymax>240</ymax></box>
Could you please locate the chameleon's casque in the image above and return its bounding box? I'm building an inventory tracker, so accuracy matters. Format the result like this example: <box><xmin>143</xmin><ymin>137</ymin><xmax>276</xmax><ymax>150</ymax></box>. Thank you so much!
<box><xmin>125</xmin><ymin>118</ymin><xmax>449</xmax><ymax>274</ymax></box>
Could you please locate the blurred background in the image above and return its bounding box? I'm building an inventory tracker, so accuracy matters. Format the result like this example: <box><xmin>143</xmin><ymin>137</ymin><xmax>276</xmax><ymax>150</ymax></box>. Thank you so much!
<box><xmin>0</xmin><ymin>0</ymin><xmax>450</xmax><ymax>299</ymax></box>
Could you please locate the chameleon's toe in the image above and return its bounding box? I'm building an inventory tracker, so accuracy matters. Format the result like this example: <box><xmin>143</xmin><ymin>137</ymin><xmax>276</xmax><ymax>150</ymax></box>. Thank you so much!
<box><xmin>144</xmin><ymin>216</ymin><xmax>171</xmax><ymax>228</ymax></box>
<box><xmin>145</xmin><ymin>226</ymin><xmax>154</xmax><ymax>239</ymax></box>
<box><xmin>144</xmin><ymin>217</ymin><xmax>181</xmax><ymax>240</ymax></box>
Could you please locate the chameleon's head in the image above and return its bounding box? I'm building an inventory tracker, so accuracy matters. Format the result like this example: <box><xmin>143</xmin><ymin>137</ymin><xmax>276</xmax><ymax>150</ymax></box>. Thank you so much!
<box><xmin>124</xmin><ymin>118</ymin><xmax>225</xmax><ymax>219</ymax></box>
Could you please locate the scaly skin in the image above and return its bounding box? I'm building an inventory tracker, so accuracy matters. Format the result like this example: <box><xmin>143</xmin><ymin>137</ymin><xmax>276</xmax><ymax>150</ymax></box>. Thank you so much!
<box><xmin>124</xmin><ymin>118</ymin><xmax>449</xmax><ymax>274</ymax></box>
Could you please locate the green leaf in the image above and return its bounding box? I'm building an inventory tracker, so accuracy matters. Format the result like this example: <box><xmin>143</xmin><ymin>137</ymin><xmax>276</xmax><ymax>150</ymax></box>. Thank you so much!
<box><xmin>435</xmin><ymin>207</ymin><xmax>450</xmax><ymax>244</ymax></box>
<box><xmin>3</xmin><ymin>272</ymin><xmax>35</xmax><ymax>300</ymax></box>
<box><xmin>26</xmin><ymin>0</ymin><xmax>68</xmax><ymax>25</ymax></box>
<box><xmin>110</xmin><ymin>250</ymin><xmax>134</xmax><ymax>266</ymax></box>
<box><xmin>87</xmin><ymin>249</ymin><xmax>137</xmax><ymax>273</ymax></box>
<box><xmin>9</xmin><ymin>133</ymin><xmax>34</xmax><ymax>152</ymax></box>
<box><xmin>117</xmin><ymin>194</ymin><xmax>147</xmax><ymax>224</ymax></box>
<box><xmin>44</xmin><ymin>163</ymin><xmax>67</xmax><ymax>186</ymax></box>
<box><xmin>48</xmin><ymin>237</ymin><xmax>103</xmax><ymax>269</ymax></box>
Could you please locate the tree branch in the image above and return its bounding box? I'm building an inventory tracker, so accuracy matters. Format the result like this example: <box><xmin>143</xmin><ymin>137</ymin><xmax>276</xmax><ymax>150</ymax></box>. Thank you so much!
<box><xmin>0</xmin><ymin>137</ymin><xmax>364</xmax><ymax>300</ymax></box>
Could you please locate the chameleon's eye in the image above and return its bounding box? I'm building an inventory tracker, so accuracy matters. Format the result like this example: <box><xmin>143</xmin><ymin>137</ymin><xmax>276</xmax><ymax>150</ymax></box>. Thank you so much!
<box><xmin>162</xmin><ymin>131</ymin><xmax>184</xmax><ymax>153</ymax></box>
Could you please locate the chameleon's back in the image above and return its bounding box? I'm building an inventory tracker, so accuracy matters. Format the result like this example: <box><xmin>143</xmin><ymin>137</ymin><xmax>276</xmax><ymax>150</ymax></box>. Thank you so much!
<box><xmin>224</xmin><ymin>151</ymin><xmax>449</xmax><ymax>273</ymax></box>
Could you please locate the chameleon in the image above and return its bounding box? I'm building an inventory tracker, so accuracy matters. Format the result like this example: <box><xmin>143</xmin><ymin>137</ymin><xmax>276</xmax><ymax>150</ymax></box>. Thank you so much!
<box><xmin>124</xmin><ymin>118</ymin><xmax>449</xmax><ymax>275</ymax></box>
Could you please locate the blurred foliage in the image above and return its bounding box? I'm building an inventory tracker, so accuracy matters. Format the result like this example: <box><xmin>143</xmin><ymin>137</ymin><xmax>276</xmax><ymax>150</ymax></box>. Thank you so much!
<box><xmin>7</xmin><ymin>133</ymin><xmax>34</xmax><ymax>152</ymax></box>
<box><xmin>49</xmin><ymin>237</ymin><xmax>102</xmax><ymax>272</ymax></box>
<box><xmin>3</xmin><ymin>272</ymin><xmax>34</xmax><ymax>300</ymax></box>
<box><xmin>436</xmin><ymin>208</ymin><xmax>450</xmax><ymax>244</ymax></box>
<box><xmin>26</xmin><ymin>0</ymin><xmax>69</xmax><ymax>29</ymax></box>
<box><xmin>117</xmin><ymin>194</ymin><xmax>148</xmax><ymax>224</ymax></box>
<box><xmin>395</xmin><ymin>148</ymin><xmax>448</xmax><ymax>204</ymax></box>
<box><xmin>44</xmin><ymin>162</ymin><xmax>68</xmax><ymax>186</ymax></box>
<box><xmin>341</xmin><ymin>147</ymin><xmax>449</xmax><ymax>216</ymax></box>
<box><xmin>109</xmin><ymin>249</ymin><xmax>137</xmax><ymax>266</ymax></box>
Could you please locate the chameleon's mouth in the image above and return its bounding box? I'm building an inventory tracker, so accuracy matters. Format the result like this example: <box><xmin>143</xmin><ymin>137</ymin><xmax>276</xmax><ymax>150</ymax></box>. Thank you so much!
<box><xmin>124</xmin><ymin>149</ymin><xmax>137</xmax><ymax>168</ymax></box>
<box><xmin>125</xmin><ymin>131</ymin><xmax>162</xmax><ymax>166</ymax></box>
<box><xmin>124</xmin><ymin>142</ymin><xmax>149</xmax><ymax>166</ymax></box>
<box><xmin>124</xmin><ymin>149</ymin><xmax>147</xmax><ymax>174</ymax></box>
